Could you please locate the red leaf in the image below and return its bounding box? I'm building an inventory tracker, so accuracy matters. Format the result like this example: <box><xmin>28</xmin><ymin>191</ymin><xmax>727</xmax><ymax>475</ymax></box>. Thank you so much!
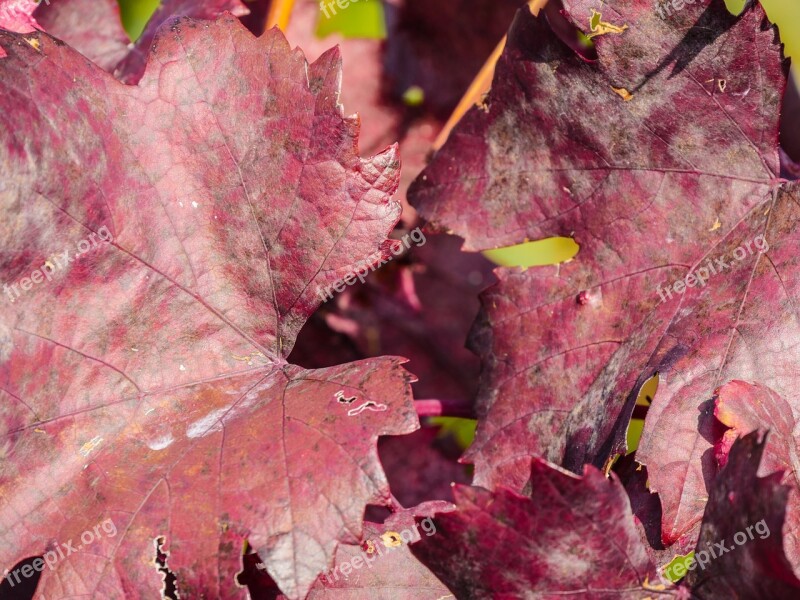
<box><xmin>408</xmin><ymin>0</ymin><xmax>793</xmax><ymax>552</ymax></box>
<box><xmin>33</xmin><ymin>0</ymin><xmax>248</xmax><ymax>81</ymax></box>
<box><xmin>714</xmin><ymin>381</ymin><xmax>800</xmax><ymax>571</ymax></box>
<box><xmin>411</xmin><ymin>459</ymin><xmax>660</xmax><ymax>598</ymax></box>
<box><xmin>33</xmin><ymin>0</ymin><xmax>130</xmax><ymax>70</ymax></box>
<box><xmin>684</xmin><ymin>431</ymin><xmax>800</xmax><ymax>598</ymax></box>
<box><xmin>0</xmin><ymin>18</ymin><xmax>417</xmax><ymax>599</ymax></box>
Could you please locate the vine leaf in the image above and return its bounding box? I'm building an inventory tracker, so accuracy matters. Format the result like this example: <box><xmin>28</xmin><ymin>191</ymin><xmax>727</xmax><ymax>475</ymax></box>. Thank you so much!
<box><xmin>0</xmin><ymin>17</ymin><xmax>415</xmax><ymax>599</ymax></box>
<box><xmin>409</xmin><ymin>0</ymin><xmax>795</xmax><ymax>555</ymax></box>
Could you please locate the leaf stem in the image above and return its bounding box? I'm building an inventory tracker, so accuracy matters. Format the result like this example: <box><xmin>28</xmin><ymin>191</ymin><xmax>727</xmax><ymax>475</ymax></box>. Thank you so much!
<box><xmin>414</xmin><ymin>399</ymin><xmax>476</xmax><ymax>419</ymax></box>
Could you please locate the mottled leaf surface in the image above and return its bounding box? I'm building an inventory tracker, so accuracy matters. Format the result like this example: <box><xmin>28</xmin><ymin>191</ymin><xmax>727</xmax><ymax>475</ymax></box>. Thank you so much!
<box><xmin>684</xmin><ymin>431</ymin><xmax>800</xmax><ymax>598</ymax></box>
<box><xmin>714</xmin><ymin>380</ymin><xmax>800</xmax><ymax>573</ymax></box>
<box><xmin>241</xmin><ymin>512</ymin><xmax>452</xmax><ymax>599</ymax></box>
<box><xmin>0</xmin><ymin>17</ymin><xmax>416</xmax><ymax>599</ymax></box>
<box><xmin>410</xmin><ymin>458</ymin><xmax>661</xmax><ymax>599</ymax></box>
<box><xmin>409</xmin><ymin>0</ymin><xmax>795</xmax><ymax>551</ymax></box>
<box><xmin>33</xmin><ymin>0</ymin><xmax>249</xmax><ymax>82</ymax></box>
<box><xmin>33</xmin><ymin>0</ymin><xmax>130</xmax><ymax>71</ymax></box>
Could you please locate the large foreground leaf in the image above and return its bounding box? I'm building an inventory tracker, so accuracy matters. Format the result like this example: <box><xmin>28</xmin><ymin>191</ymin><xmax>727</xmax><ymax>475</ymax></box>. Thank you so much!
<box><xmin>0</xmin><ymin>16</ymin><xmax>416</xmax><ymax>599</ymax></box>
<box><xmin>409</xmin><ymin>0</ymin><xmax>795</xmax><ymax>551</ymax></box>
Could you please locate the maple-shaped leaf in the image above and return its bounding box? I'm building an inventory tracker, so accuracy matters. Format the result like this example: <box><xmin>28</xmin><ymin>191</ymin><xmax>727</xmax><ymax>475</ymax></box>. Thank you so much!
<box><xmin>408</xmin><ymin>0</ymin><xmax>795</xmax><ymax>545</ymax></box>
<box><xmin>33</xmin><ymin>0</ymin><xmax>249</xmax><ymax>82</ymax></box>
<box><xmin>410</xmin><ymin>458</ymin><xmax>662</xmax><ymax>598</ymax></box>
<box><xmin>683</xmin><ymin>431</ymin><xmax>800</xmax><ymax>598</ymax></box>
<box><xmin>0</xmin><ymin>17</ymin><xmax>418</xmax><ymax>599</ymax></box>
<box><xmin>713</xmin><ymin>380</ymin><xmax>800</xmax><ymax>572</ymax></box>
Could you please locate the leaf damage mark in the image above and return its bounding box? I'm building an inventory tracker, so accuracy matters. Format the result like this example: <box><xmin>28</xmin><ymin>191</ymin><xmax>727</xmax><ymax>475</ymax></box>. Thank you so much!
<box><xmin>335</xmin><ymin>390</ymin><xmax>357</xmax><ymax>404</ymax></box>
<box><xmin>154</xmin><ymin>536</ymin><xmax>179</xmax><ymax>600</ymax></box>
<box><xmin>79</xmin><ymin>436</ymin><xmax>103</xmax><ymax>457</ymax></box>
<box><xmin>611</xmin><ymin>86</ymin><xmax>634</xmax><ymax>101</ymax></box>
<box><xmin>587</xmin><ymin>9</ymin><xmax>628</xmax><ymax>39</ymax></box>
<box><xmin>347</xmin><ymin>401</ymin><xmax>388</xmax><ymax>417</ymax></box>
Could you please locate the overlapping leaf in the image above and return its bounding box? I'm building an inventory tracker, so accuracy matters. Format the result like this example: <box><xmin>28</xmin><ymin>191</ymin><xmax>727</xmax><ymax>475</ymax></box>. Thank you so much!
<box><xmin>684</xmin><ymin>431</ymin><xmax>800</xmax><ymax>598</ymax></box>
<box><xmin>33</xmin><ymin>0</ymin><xmax>249</xmax><ymax>82</ymax></box>
<box><xmin>0</xmin><ymin>17</ymin><xmax>417</xmax><ymax>599</ymax></box>
<box><xmin>409</xmin><ymin>0</ymin><xmax>796</xmax><ymax>554</ymax></box>
<box><xmin>714</xmin><ymin>380</ymin><xmax>800</xmax><ymax>572</ymax></box>
<box><xmin>241</xmin><ymin>510</ymin><xmax>452</xmax><ymax>599</ymax></box>
<box><xmin>410</xmin><ymin>458</ymin><xmax>660</xmax><ymax>598</ymax></box>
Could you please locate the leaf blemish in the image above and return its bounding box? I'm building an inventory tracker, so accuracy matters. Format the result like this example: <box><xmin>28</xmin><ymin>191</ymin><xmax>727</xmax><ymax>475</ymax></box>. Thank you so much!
<box><xmin>79</xmin><ymin>436</ymin><xmax>103</xmax><ymax>457</ymax></box>
<box><xmin>587</xmin><ymin>10</ymin><xmax>629</xmax><ymax>39</ymax></box>
<box><xmin>347</xmin><ymin>401</ymin><xmax>388</xmax><ymax>417</ymax></box>
<box><xmin>335</xmin><ymin>390</ymin><xmax>357</xmax><ymax>404</ymax></box>
<box><xmin>611</xmin><ymin>86</ymin><xmax>634</xmax><ymax>101</ymax></box>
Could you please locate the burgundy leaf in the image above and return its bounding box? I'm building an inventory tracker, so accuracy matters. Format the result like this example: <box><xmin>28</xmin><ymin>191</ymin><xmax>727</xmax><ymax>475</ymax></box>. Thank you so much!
<box><xmin>684</xmin><ymin>431</ymin><xmax>800</xmax><ymax>598</ymax></box>
<box><xmin>33</xmin><ymin>0</ymin><xmax>248</xmax><ymax>82</ymax></box>
<box><xmin>114</xmin><ymin>0</ymin><xmax>249</xmax><ymax>83</ymax></box>
<box><xmin>714</xmin><ymin>380</ymin><xmax>800</xmax><ymax>571</ymax></box>
<box><xmin>305</xmin><ymin>517</ymin><xmax>451</xmax><ymax>598</ymax></box>
<box><xmin>0</xmin><ymin>18</ymin><xmax>417</xmax><ymax>599</ymax></box>
<box><xmin>241</xmin><ymin>513</ymin><xmax>452</xmax><ymax>599</ymax></box>
<box><xmin>410</xmin><ymin>458</ymin><xmax>664</xmax><ymax>598</ymax></box>
<box><xmin>408</xmin><ymin>0</ymin><xmax>794</xmax><ymax>552</ymax></box>
<box><xmin>33</xmin><ymin>0</ymin><xmax>130</xmax><ymax>71</ymax></box>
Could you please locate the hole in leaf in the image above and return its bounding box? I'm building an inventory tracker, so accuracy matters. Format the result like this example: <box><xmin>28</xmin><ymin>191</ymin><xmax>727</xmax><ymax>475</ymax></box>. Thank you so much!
<box><xmin>0</xmin><ymin>556</ymin><xmax>42</xmax><ymax>600</ymax></box>
<box><xmin>542</xmin><ymin>0</ymin><xmax>598</xmax><ymax>61</ymax></box>
<box><xmin>660</xmin><ymin>551</ymin><xmax>695</xmax><ymax>583</ymax></box>
<box><xmin>482</xmin><ymin>237</ymin><xmax>579</xmax><ymax>268</ymax></box>
<box><xmin>364</xmin><ymin>505</ymin><xmax>393</xmax><ymax>523</ymax></box>
<box><xmin>236</xmin><ymin>542</ymin><xmax>281</xmax><ymax>600</ymax></box>
<box><xmin>153</xmin><ymin>537</ymin><xmax>179</xmax><ymax>600</ymax></box>
<box><xmin>627</xmin><ymin>374</ymin><xmax>659</xmax><ymax>454</ymax></box>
